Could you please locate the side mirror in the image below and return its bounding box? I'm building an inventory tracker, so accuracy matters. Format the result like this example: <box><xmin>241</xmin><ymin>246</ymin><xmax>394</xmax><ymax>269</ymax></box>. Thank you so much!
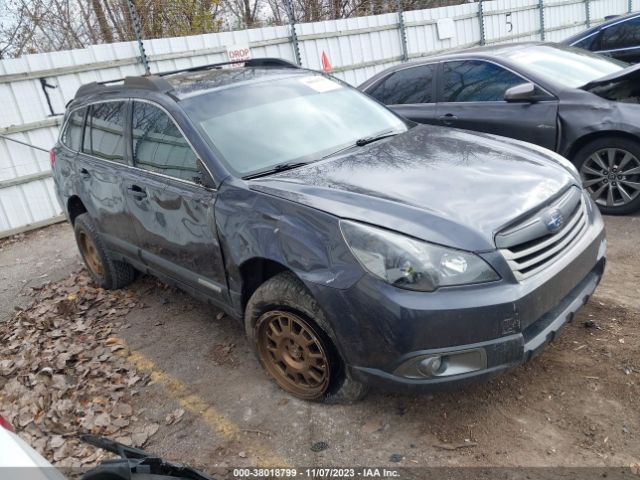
<box><xmin>196</xmin><ymin>159</ymin><xmax>216</xmax><ymax>189</ymax></box>
<box><xmin>504</xmin><ymin>82</ymin><xmax>537</xmax><ymax>103</ymax></box>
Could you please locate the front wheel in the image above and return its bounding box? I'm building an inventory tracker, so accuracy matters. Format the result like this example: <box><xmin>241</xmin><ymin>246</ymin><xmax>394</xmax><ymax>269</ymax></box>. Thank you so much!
<box><xmin>574</xmin><ymin>137</ymin><xmax>640</xmax><ymax>215</ymax></box>
<box><xmin>245</xmin><ymin>272</ymin><xmax>367</xmax><ymax>403</ymax></box>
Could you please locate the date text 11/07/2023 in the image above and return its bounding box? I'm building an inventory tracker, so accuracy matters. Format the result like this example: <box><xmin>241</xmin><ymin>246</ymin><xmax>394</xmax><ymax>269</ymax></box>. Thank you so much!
<box><xmin>232</xmin><ymin>468</ymin><xmax>401</xmax><ymax>478</ymax></box>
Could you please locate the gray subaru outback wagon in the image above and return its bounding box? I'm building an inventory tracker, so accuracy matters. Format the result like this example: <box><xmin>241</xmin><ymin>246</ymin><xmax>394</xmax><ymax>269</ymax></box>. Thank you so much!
<box><xmin>51</xmin><ymin>58</ymin><xmax>606</xmax><ymax>402</ymax></box>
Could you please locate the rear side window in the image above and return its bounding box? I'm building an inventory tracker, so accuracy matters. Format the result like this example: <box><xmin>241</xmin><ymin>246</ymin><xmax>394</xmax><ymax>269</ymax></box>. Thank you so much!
<box><xmin>83</xmin><ymin>102</ymin><xmax>127</xmax><ymax>162</ymax></box>
<box><xmin>441</xmin><ymin>60</ymin><xmax>524</xmax><ymax>102</ymax></box>
<box><xmin>573</xmin><ymin>33</ymin><xmax>599</xmax><ymax>50</ymax></box>
<box><xmin>600</xmin><ymin>16</ymin><xmax>640</xmax><ymax>51</ymax></box>
<box><xmin>368</xmin><ymin>65</ymin><xmax>435</xmax><ymax>105</ymax></box>
<box><xmin>61</xmin><ymin>108</ymin><xmax>85</xmax><ymax>151</ymax></box>
<box><xmin>131</xmin><ymin>102</ymin><xmax>199</xmax><ymax>183</ymax></box>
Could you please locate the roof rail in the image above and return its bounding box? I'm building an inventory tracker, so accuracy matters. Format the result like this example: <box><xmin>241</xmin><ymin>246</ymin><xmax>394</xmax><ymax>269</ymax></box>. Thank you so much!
<box><xmin>74</xmin><ymin>75</ymin><xmax>174</xmax><ymax>99</ymax></box>
<box><xmin>156</xmin><ymin>57</ymin><xmax>299</xmax><ymax>77</ymax></box>
<box><xmin>73</xmin><ymin>58</ymin><xmax>298</xmax><ymax>100</ymax></box>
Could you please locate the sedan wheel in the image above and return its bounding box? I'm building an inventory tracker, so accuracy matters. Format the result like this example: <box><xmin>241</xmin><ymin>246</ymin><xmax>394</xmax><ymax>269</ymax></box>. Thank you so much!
<box><xmin>579</xmin><ymin>147</ymin><xmax>640</xmax><ymax>212</ymax></box>
<box><xmin>256</xmin><ymin>310</ymin><xmax>331</xmax><ymax>400</ymax></box>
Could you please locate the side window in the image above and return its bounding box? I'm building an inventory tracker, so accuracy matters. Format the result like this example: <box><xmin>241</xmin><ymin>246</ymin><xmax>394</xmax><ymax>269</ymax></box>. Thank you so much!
<box><xmin>131</xmin><ymin>102</ymin><xmax>200</xmax><ymax>183</ymax></box>
<box><xmin>368</xmin><ymin>65</ymin><xmax>435</xmax><ymax>105</ymax></box>
<box><xmin>441</xmin><ymin>60</ymin><xmax>524</xmax><ymax>103</ymax></box>
<box><xmin>61</xmin><ymin>107</ymin><xmax>86</xmax><ymax>151</ymax></box>
<box><xmin>573</xmin><ymin>33</ymin><xmax>600</xmax><ymax>50</ymax></box>
<box><xmin>83</xmin><ymin>102</ymin><xmax>127</xmax><ymax>162</ymax></box>
<box><xmin>600</xmin><ymin>17</ymin><xmax>640</xmax><ymax>51</ymax></box>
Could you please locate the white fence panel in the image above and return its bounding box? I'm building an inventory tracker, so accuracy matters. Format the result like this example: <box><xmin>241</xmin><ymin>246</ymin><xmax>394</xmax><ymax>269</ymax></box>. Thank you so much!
<box><xmin>0</xmin><ymin>0</ymin><xmax>638</xmax><ymax>236</ymax></box>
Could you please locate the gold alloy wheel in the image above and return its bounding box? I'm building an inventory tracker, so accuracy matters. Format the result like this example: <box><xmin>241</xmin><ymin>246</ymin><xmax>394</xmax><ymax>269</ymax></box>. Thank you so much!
<box><xmin>256</xmin><ymin>310</ymin><xmax>331</xmax><ymax>399</ymax></box>
<box><xmin>78</xmin><ymin>230</ymin><xmax>105</xmax><ymax>278</ymax></box>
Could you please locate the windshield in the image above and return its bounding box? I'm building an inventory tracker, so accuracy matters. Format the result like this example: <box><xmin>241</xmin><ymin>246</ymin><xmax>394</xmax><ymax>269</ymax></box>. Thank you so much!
<box><xmin>503</xmin><ymin>45</ymin><xmax>628</xmax><ymax>88</ymax></box>
<box><xmin>182</xmin><ymin>74</ymin><xmax>407</xmax><ymax>177</ymax></box>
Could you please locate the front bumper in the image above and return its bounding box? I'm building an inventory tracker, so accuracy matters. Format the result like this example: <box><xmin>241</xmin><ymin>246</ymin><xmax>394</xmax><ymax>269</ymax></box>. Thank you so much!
<box><xmin>306</xmin><ymin>210</ymin><xmax>606</xmax><ymax>391</ymax></box>
<box><xmin>349</xmin><ymin>258</ymin><xmax>604</xmax><ymax>391</ymax></box>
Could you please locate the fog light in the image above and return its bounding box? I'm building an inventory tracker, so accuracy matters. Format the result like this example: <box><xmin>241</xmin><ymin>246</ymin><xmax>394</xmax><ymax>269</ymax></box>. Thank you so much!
<box><xmin>393</xmin><ymin>348</ymin><xmax>487</xmax><ymax>379</ymax></box>
<box><xmin>418</xmin><ymin>356</ymin><xmax>443</xmax><ymax>376</ymax></box>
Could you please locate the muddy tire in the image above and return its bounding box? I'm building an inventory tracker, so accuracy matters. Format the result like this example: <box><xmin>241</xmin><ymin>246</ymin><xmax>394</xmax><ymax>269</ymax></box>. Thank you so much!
<box><xmin>245</xmin><ymin>272</ymin><xmax>367</xmax><ymax>403</ymax></box>
<box><xmin>73</xmin><ymin>213</ymin><xmax>136</xmax><ymax>290</ymax></box>
<box><xmin>574</xmin><ymin>137</ymin><xmax>640</xmax><ymax>215</ymax></box>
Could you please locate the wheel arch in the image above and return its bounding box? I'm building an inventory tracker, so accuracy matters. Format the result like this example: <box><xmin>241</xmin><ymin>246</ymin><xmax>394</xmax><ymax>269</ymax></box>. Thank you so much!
<box><xmin>565</xmin><ymin>131</ymin><xmax>640</xmax><ymax>161</ymax></box>
<box><xmin>67</xmin><ymin>195</ymin><xmax>87</xmax><ymax>225</ymax></box>
<box><xmin>238</xmin><ymin>257</ymin><xmax>292</xmax><ymax>312</ymax></box>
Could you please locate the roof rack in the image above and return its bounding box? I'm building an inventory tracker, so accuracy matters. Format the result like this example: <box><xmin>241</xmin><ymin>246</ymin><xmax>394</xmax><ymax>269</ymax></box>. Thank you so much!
<box><xmin>73</xmin><ymin>58</ymin><xmax>298</xmax><ymax>99</ymax></box>
<box><xmin>156</xmin><ymin>57</ymin><xmax>299</xmax><ymax>77</ymax></box>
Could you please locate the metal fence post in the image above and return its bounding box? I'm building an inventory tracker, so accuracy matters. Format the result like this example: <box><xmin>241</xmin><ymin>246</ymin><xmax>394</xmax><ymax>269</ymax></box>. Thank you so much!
<box><xmin>538</xmin><ymin>0</ymin><xmax>546</xmax><ymax>40</ymax></box>
<box><xmin>629</xmin><ymin>0</ymin><xmax>633</xmax><ymax>13</ymax></box>
<box><xmin>396</xmin><ymin>0</ymin><xmax>409</xmax><ymax>62</ymax></box>
<box><xmin>584</xmin><ymin>0</ymin><xmax>591</xmax><ymax>28</ymax></box>
<box><xmin>283</xmin><ymin>0</ymin><xmax>302</xmax><ymax>66</ymax></box>
<box><xmin>478</xmin><ymin>0</ymin><xmax>486</xmax><ymax>46</ymax></box>
<box><xmin>126</xmin><ymin>0</ymin><xmax>150</xmax><ymax>75</ymax></box>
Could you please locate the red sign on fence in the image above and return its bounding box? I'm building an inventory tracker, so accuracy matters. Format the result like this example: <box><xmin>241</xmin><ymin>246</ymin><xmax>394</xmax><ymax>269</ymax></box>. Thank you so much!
<box><xmin>321</xmin><ymin>51</ymin><xmax>332</xmax><ymax>73</ymax></box>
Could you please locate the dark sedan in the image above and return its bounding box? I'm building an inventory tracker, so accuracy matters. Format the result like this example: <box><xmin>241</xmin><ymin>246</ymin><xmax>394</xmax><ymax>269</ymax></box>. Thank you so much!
<box><xmin>562</xmin><ymin>12</ymin><xmax>640</xmax><ymax>64</ymax></box>
<box><xmin>358</xmin><ymin>43</ymin><xmax>640</xmax><ymax>214</ymax></box>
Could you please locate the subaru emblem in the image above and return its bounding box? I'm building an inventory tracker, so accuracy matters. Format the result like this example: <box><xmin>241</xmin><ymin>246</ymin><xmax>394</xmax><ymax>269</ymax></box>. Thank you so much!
<box><xmin>545</xmin><ymin>208</ymin><xmax>564</xmax><ymax>233</ymax></box>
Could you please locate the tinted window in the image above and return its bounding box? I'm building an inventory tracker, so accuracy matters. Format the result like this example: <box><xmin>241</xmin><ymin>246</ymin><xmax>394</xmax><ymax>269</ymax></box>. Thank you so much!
<box><xmin>573</xmin><ymin>33</ymin><xmax>599</xmax><ymax>50</ymax></box>
<box><xmin>132</xmin><ymin>102</ymin><xmax>199</xmax><ymax>183</ymax></box>
<box><xmin>368</xmin><ymin>65</ymin><xmax>434</xmax><ymax>105</ymax></box>
<box><xmin>61</xmin><ymin>108</ymin><xmax>85</xmax><ymax>151</ymax></box>
<box><xmin>442</xmin><ymin>60</ymin><xmax>524</xmax><ymax>102</ymax></box>
<box><xmin>601</xmin><ymin>16</ymin><xmax>640</xmax><ymax>51</ymax></box>
<box><xmin>83</xmin><ymin>102</ymin><xmax>126</xmax><ymax>162</ymax></box>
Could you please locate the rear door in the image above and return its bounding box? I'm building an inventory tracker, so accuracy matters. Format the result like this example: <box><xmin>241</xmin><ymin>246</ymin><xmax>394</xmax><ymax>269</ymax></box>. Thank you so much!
<box><xmin>365</xmin><ymin>64</ymin><xmax>438</xmax><ymax>124</ymax></box>
<box><xmin>597</xmin><ymin>15</ymin><xmax>640</xmax><ymax>63</ymax></box>
<box><xmin>77</xmin><ymin>100</ymin><xmax>139</xmax><ymax>256</ymax></box>
<box><xmin>436</xmin><ymin>60</ymin><xmax>559</xmax><ymax>150</ymax></box>
<box><xmin>125</xmin><ymin>100</ymin><xmax>227</xmax><ymax>302</ymax></box>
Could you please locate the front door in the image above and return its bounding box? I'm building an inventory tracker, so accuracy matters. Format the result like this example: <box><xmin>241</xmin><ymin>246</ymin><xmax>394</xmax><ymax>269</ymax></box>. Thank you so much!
<box><xmin>436</xmin><ymin>60</ymin><xmax>559</xmax><ymax>151</ymax></box>
<box><xmin>125</xmin><ymin>100</ymin><xmax>228</xmax><ymax>302</ymax></box>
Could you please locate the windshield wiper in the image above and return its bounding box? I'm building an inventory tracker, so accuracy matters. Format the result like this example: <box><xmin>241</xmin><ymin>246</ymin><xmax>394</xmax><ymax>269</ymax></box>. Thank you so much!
<box><xmin>355</xmin><ymin>130</ymin><xmax>400</xmax><ymax>146</ymax></box>
<box><xmin>321</xmin><ymin>130</ymin><xmax>402</xmax><ymax>160</ymax></box>
<box><xmin>243</xmin><ymin>161</ymin><xmax>310</xmax><ymax>179</ymax></box>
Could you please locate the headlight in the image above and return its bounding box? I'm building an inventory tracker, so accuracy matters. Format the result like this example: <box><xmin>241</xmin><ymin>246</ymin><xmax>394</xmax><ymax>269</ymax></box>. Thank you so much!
<box><xmin>340</xmin><ymin>221</ymin><xmax>500</xmax><ymax>292</ymax></box>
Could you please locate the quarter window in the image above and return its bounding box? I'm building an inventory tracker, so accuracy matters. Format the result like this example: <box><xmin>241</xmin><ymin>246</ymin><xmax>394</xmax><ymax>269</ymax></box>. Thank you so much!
<box><xmin>441</xmin><ymin>60</ymin><xmax>524</xmax><ymax>102</ymax></box>
<box><xmin>600</xmin><ymin>17</ymin><xmax>640</xmax><ymax>51</ymax></box>
<box><xmin>61</xmin><ymin>108</ymin><xmax>86</xmax><ymax>151</ymax></box>
<box><xmin>368</xmin><ymin>65</ymin><xmax>435</xmax><ymax>105</ymax></box>
<box><xmin>83</xmin><ymin>102</ymin><xmax>127</xmax><ymax>162</ymax></box>
<box><xmin>131</xmin><ymin>102</ymin><xmax>199</xmax><ymax>183</ymax></box>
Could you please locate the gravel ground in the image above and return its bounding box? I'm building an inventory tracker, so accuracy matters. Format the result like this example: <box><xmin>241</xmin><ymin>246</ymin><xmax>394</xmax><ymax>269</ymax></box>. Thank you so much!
<box><xmin>0</xmin><ymin>213</ymin><xmax>638</xmax><ymax>476</ymax></box>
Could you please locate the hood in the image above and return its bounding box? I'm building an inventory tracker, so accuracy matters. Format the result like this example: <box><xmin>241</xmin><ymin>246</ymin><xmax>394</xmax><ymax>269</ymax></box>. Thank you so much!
<box><xmin>249</xmin><ymin>125</ymin><xmax>578</xmax><ymax>251</ymax></box>
<box><xmin>581</xmin><ymin>64</ymin><xmax>640</xmax><ymax>103</ymax></box>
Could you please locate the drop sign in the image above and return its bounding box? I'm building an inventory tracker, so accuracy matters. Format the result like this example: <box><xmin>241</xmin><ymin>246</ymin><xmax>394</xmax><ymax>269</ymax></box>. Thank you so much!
<box><xmin>226</xmin><ymin>44</ymin><xmax>252</xmax><ymax>67</ymax></box>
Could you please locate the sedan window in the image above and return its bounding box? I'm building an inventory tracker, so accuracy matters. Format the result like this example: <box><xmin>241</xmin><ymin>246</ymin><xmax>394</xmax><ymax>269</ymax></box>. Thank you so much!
<box><xmin>503</xmin><ymin>45</ymin><xmax>626</xmax><ymax>88</ymax></box>
<box><xmin>368</xmin><ymin>65</ymin><xmax>435</xmax><ymax>105</ymax></box>
<box><xmin>441</xmin><ymin>60</ymin><xmax>524</xmax><ymax>102</ymax></box>
<box><xmin>131</xmin><ymin>102</ymin><xmax>200</xmax><ymax>183</ymax></box>
<box><xmin>601</xmin><ymin>16</ymin><xmax>640</xmax><ymax>51</ymax></box>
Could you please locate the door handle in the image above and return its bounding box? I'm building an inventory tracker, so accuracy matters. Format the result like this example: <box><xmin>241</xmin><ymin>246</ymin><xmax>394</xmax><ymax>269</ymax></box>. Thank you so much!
<box><xmin>127</xmin><ymin>185</ymin><xmax>147</xmax><ymax>200</ymax></box>
<box><xmin>79</xmin><ymin>168</ymin><xmax>90</xmax><ymax>178</ymax></box>
<box><xmin>439</xmin><ymin>113</ymin><xmax>458</xmax><ymax>125</ymax></box>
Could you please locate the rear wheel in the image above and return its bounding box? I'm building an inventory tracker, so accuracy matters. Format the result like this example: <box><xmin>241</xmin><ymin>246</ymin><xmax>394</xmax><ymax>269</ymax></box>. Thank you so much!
<box><xmin>574</xmin><ymin>137</ymin><xmax>640</xmax><ymax>215</ymax></box>
<box><xmin>74</xmin><ymin>213</ymin><xmax>136</xmax><ymax>289</ymax></box>
<box><xmin>245</xmin><ymin>272</ymin><xmax>367</xmax><ymax>403</ymax></box>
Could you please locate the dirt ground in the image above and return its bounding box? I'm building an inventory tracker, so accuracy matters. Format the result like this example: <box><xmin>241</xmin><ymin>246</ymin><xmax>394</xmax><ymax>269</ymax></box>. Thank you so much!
<box><xmin>0</xmin><ymin>212</ymin><xmax>639</xmax><ymax>476</ymax></box>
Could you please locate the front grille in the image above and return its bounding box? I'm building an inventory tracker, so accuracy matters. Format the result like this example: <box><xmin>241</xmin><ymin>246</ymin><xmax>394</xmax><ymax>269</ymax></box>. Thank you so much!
<box><xmin>498</xmin><ymin>189</ymin><xmax>588</xmax><ymax>281</ymax></box>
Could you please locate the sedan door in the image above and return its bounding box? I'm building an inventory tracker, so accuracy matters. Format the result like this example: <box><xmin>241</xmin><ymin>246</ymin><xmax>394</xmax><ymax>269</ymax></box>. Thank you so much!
<box><xmin>365</xmin><ymin>63</ymin><xmax>438</xmax><ymax>124</ymax></box>
<box><xmin>125</xmin><ymin>100</ymin><xmax>228</xmax><ymax>304</ymax></box>
<box><xmin>436</xmin><ymin>60</ymin><xmax>559</xmax><ymax>151</ymax></box>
